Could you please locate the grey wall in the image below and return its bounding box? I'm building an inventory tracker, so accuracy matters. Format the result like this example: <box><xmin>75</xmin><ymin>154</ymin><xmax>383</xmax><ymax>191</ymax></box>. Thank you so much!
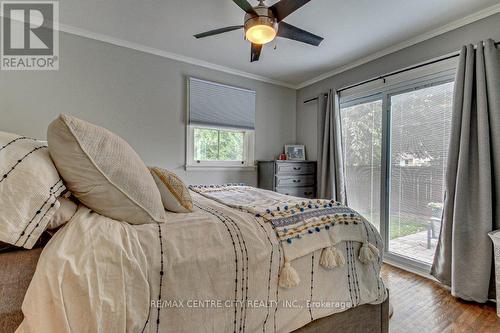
<box><xmin>4</xmin><ymin>13</ymin><xmax>498</xmax><ymax>185</ymax></box>
<box><xmin>0</xmin><ymin>32</ymin><xmax>297</xmax><ymax>186</ymax></box>
<box><xmin>296</xmin><ymin>13</ymin><xmax>500</xmax><ymax>161</ymax></box>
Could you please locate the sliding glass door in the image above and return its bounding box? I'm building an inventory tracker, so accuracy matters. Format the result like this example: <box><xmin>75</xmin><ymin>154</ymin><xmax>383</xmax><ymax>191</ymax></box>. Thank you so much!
<box><xmin>388</xmin><ymin>82</ymin><xmax>454</xmax><ymax>265</ymax></box>
<box><xmin>340</xmin><ymin>78</ymin><xmax>454</xmax><ymax>270</ymax></box>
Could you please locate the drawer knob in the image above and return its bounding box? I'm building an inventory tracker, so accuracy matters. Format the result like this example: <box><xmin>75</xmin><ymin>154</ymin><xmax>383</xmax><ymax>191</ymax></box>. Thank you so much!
<box><xmin>293</xmin><ymin>167</ymin><xmax>301</xmax><ymax>170</ymax></box>
<box><xmin>293</xmin><ymin>179</ymin><xmax>301</xmax><ymax>183</ymax></box>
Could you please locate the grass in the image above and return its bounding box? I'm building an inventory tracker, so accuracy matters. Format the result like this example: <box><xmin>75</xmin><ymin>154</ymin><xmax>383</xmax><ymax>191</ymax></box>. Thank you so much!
<box><xmin>360</xmin><ymin>212</ymin><xmax>429</xmax><ymax>240</ymax></box>
<box><xmin>389</xmin><ymin>216</ymin><xmax>428</xmax><ymax>240</ymax></box>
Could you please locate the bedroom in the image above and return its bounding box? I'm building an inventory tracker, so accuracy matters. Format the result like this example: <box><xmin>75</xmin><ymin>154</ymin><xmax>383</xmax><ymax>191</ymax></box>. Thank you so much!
<box><xmin>0</xmin><ymin>0</ymin><xmax>499</xmax><ymax>332</ymax></box>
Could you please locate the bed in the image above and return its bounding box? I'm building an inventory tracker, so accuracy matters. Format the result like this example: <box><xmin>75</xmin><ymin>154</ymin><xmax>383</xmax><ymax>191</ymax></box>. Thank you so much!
<box><xmin>0</xmin><ymin>248</ymin><xmax>388</xmax><ymax>333</ymax></box>
<box><xmin>1</xmin><ymin>120</ymin><xmax>388</xmax><ymax>332</ymax></box>
<box><xmin>3</xmin><ymin>189</ymin><xmax>388</xmax><ymax>333</ymax></box>
<box><xmin>1</xmin><ymin>249</ymin><xmax>388</xmax><ymax>333</ymax></box>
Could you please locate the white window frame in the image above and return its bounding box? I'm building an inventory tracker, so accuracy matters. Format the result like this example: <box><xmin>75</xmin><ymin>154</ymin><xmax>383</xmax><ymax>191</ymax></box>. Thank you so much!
<box><xmin>185</xmin><ymin>124</ymin><xmax>255</xmax><ymax>171</ymax></box>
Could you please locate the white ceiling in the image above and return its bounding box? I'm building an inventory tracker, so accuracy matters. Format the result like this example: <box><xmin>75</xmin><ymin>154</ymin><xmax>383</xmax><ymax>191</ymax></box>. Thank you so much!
<box><xmin>58</xmin><ymin>0</ymin><xmax>500</xmax><ymax>87</ymax></box>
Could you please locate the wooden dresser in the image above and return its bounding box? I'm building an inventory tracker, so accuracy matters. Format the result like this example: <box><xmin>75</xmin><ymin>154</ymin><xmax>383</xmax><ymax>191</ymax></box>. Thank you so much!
<box><xmin>257</xmin><ymin>160</ymin><xmax>317</xmax><ymax>199</ymax></box>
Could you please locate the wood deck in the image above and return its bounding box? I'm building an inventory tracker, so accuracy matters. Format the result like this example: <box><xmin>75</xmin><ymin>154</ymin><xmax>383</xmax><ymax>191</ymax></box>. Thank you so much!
<box><xmin>389</xmin><ymin>230</ymin><xmax>437</xmax><ymax>265</ymax></box>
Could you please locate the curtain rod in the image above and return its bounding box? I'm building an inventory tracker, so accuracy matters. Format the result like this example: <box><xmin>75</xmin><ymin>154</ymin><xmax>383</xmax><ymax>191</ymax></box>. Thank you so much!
<box><xmin>303</xmin><ymin>94</ymin><xmax>327</xmax><ymax>104</ymax></box>
<box><xmin>303</xmin><ymin>41</ymin><xmax>500</xmax><ymax>104</ymax></box>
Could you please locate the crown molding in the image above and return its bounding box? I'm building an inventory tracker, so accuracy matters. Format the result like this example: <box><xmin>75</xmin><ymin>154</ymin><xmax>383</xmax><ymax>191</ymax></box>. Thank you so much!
<box><xmin>56</xmin><ymin>24</ymin><xmax>297</xmax><ymax>89</ymax></box>
<box><xmin>295</xmin><ymin>3</ymin><xmax>500</xmax><ymax>90</ymax></box>
<box><xmin>0</xmin><ymin>10</ymin><xmax>295</xmax><ymax>88</ymax></box>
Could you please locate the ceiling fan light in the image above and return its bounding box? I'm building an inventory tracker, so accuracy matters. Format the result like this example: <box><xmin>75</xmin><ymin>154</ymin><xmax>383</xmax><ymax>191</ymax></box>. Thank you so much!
<box><xmin>246</xmin><ymin>25</ymin><xmax>276</xmax><ymax>44</ymax></box>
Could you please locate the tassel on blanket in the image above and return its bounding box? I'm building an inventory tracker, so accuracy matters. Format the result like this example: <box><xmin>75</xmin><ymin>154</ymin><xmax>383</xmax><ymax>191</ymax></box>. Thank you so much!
<box><xmin>358</xmin><ymin>242</ymin><xmax>379</xmax><ymax>264</ymax></box>
<box><xmin>319</xmin><ymin>246</ymin><xmax>345</xmax><ymax>269</ymax></box>
<box><xmin>279</xmin><ymin>261</ymin><xmax>300</xmax><ymax>288</ymax></box>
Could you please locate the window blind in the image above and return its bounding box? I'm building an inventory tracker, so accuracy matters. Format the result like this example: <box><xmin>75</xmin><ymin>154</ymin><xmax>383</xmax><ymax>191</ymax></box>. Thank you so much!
<box><xmin>188</xmin><ymin>77</ymin><xmax>256</xmax><ymax>130</ymax></box>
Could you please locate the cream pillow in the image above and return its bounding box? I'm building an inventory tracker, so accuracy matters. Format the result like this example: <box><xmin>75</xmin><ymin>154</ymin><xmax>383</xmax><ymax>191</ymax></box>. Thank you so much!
<box><xmin>0</xmin><ymin>131</ymin><xmax>65</xmax><ymax>248</ymax></box>
<box><xmin>150</xmin><ymin>167</ymin><xmax>194</xmax><ymax>213</ymax></box>
<box><xmin>47</xmin><ymin>196</ymin><xmax>78</xmax><ymax>230</ymax></box>
<box><xmin>47</xmin><ymin>114</ymin><xmax>165</xmax><ymax>224</ymax></box>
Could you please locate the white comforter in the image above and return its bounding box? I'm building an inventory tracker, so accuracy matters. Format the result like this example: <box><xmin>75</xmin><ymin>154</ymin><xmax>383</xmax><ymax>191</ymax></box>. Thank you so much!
<box><xmin>17</xmin><ymin>190</ymin><xmax>386</xmax><ymax>333</ymax></box>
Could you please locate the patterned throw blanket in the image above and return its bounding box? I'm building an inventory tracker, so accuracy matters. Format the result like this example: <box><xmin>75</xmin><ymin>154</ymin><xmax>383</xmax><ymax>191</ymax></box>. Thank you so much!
<box><xmin>190</xmin><ymin>185</ymin><xmax>380</xmax><ymax>288</ymax></box>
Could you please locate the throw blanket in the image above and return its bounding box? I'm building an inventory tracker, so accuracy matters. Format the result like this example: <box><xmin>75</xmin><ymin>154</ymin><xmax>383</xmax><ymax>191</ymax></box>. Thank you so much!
<box><xmin>190</xmin><ymin>186</ymin><xmax>380</xmax><ymax>288</ymax></box>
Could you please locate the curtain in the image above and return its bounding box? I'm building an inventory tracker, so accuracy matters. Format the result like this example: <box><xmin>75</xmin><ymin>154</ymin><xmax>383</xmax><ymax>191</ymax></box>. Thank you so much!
<box><xmin>317</xmin><ymin>90</ymin><xmax>347</xmax><ymax>204</ymax></box>
<box><xmin>431</xmin><ymin>39</ymin><xmax>500</xmax><ymax>302</ymax></box>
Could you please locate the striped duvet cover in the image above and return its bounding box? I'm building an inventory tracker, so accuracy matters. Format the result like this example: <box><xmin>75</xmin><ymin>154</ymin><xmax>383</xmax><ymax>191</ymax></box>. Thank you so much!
<box><xmin>17</xmin><ymin>189</ymin><xmax>386</xmax><ymax>333</ymax></box>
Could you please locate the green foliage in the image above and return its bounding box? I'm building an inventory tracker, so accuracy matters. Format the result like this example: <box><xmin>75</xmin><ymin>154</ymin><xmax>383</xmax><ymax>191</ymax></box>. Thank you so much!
<box><xmin>358</xmin><ymin>211</ymin><xmax>429</xmax><ymax>240</ymax></box>
<box><xmin>341</xmin><ymin>100</ymin><xmax>382</xmax><ymax>167</ymax></box>
<box><xmin>194</xmin><ymin>128</ymin><xmax>219</xmax><ymax>160</ymax></box>
<box><xmin>427</xmin><ymin>202</ymin><xmax>444</xmax><ymax>210</ymax></box>
<box><xmin>341</xmin><ymin>82</ymin><xmax>454</xmax><ymax>168</ymax></box>
<box><xmin>219</xmin><ymin>130</ymin><xmax>244</xmax><ymax>160</ymax></box>
<box><xmin>194</xmin><ymin>128</ymin><xmax>244</xmax><ymax>161</ymax></box>
<box><xmin>389</xmin><ymin>216</ymin><xmax>428</xmax><ymax>240</ymax></box>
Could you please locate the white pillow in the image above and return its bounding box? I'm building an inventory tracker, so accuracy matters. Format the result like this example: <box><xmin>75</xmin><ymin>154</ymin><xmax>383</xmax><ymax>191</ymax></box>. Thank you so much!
<box><xmin>47</xmin><ymin>196</ymin><xmax>78</xmax><ymax>230</ymax></box>
<box><xmin>47</xmin><ymin>114</ymin><xmax>165</xmax><ymax>225</ymax></box>
<box><xmin>0</xmin><ymin>131</ymin><xmax>66</xmax><ymax>248</ymax></box>
<box><xmin>150</xmin><ymin>167</ymin><xmax>194</xmax><ymax>213</ymax></box>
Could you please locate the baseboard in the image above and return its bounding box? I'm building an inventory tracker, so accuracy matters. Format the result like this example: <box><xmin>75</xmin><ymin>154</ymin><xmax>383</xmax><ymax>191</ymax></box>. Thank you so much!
<box><xmin>383</xmin><ymin>257</ymin><xmax>438</xmax><ymax>282</ymax></box>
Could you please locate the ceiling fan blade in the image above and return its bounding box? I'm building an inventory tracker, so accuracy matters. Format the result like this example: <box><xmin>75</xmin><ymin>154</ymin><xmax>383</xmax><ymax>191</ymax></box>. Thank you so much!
<box><xmin>250</xmin><ymin>43</ymin><xmax>262</xmax><ymax>62</ymax></box>
<box><xmin>194</xmin><ymin>25</ymin><xmax>244</xmax><ymax>39</ymax></box>
<box><xmin>233</xmin><ymin>0</ymin><xmax>258</xmax><ymax>16</ymax></box>
<box><xmin>277</xmin><ymin>21</ymin><xmax>323</xmax><ymax>46</ymax></box>
<box><xmin>270</xmin><ymin>0</ymin><xmax>311</xmax><ymax>22</ymax></box>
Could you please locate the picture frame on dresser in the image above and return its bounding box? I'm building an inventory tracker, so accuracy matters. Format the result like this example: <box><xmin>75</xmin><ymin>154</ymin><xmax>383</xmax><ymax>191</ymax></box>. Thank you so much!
<box><xmin>257</xmin><ymin>160</ymin><xmax>316</xmax><ymax>199</ymax></box>
<box><xmin>284</xmin><ymin>144</ymin><xmax>306</xmax><ymax>160</ymax></box>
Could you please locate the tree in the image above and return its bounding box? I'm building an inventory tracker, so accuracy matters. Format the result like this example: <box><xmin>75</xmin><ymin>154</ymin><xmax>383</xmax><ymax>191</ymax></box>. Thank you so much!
<box><xmin>194</xmin><ymin>128</ymin><xmax>244</xmax><ymax>161</ymax></box>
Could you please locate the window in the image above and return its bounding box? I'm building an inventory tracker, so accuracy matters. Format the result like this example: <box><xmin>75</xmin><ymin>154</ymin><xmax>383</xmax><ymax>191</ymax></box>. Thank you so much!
<box><xmin>341</xmin><ymin>98</ymin><xmax>382</xmax><ymax>230</ymax></box>
<box><xmin>187</xmin><ymin>77</ymin><xmax>255</xmax><ymax>170</ymax></box>
<box><xmin>194</xmin><ymin>128</ymin><xmax>244</xmax><ymax>161</ymax></box>
<box><xmin>339</xmin><ymin>58</ymin><xmax>457</xmax><ymax>271</ymax></box>
<box><xmin>187</xmin><ymin>126</ymin><xmax>254</xmax><ymax>168</ymax></box>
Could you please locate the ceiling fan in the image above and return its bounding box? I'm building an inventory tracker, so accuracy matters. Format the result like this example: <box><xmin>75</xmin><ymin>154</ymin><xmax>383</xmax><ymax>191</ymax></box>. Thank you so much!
<box><xmin>194</xmin><ymin>0</ymin><xmax>323</xmax><ymax>62</ymax></box>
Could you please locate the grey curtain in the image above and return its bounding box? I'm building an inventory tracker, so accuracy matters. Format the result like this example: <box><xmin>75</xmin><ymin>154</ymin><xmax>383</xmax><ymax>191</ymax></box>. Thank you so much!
<box><xmin>431</xmin><ymin>39</ymin><xmax>500</xmax><ymax>302</ymax></box>
<box><xmin>317</xmin><ymin>90</ymin><xmax>347</xmax><ymax>204</ymax></box>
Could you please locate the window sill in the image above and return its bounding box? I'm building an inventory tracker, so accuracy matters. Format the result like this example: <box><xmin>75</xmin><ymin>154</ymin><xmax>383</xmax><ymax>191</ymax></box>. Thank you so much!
<box><xmin>185</xmin><ymin>165</ymin><xmax>256</xmax><ymax>172</ymax></box>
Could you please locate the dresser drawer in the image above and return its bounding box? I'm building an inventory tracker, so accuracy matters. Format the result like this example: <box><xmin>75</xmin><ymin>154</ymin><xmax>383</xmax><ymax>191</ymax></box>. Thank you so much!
<box><xmin>276</xmin><ymin>187</ymin><xmax>315</xmax><ymax>198</ymax></box>
<box><xmin>258</xmin><ymin>161</ymin><xmax>317</xmax><ymax>199</ymax></box>
<box><xmin>275</xmin><ymin>175</ymin><xmax>315</xmax><ymax>187</ymax></box>
<box><xmin>276</xmin><ymin>163</ymin><xmax>314</xmax><ymax>175</ymax></box>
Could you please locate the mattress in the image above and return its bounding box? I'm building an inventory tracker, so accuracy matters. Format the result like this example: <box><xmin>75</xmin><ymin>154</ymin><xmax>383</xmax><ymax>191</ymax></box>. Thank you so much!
<box><xmin>16</xmin><ymin>190</ymin><xmax>386</xmax><ymax>333</ymax></box>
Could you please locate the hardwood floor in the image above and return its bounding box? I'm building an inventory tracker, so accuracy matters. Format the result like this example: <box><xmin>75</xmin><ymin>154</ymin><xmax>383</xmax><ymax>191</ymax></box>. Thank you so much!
<box><xmin>381</xmin><ymin>264</ymin><xmax>500</xmax><ymax>333</ymax></box>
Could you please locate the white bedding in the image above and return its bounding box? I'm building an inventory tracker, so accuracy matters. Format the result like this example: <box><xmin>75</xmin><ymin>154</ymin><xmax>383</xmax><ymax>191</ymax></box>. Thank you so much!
<box><xmin>17</xmin><ymin>190</ymin><xmax>386</xmax><ymax>333</ymax></box>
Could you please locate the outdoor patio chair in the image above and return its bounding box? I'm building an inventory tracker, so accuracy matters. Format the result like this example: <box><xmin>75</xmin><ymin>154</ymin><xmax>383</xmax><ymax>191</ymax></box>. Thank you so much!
<box><xmin>427</xmin><ymin>216</ymin><xmax>441</xmax><ymax>249</ymax></box>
